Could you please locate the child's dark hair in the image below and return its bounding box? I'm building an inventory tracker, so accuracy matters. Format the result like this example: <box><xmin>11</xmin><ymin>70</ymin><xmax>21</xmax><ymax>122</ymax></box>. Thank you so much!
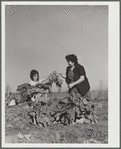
<box><xmin>30</xmin><ymin>70</ymin><xmax>39</xmax><ymax>81</ymax></box>
<box><xmin>65</xmin><ymin>54</ymin><xmax>78</xmax><ymax>65</ymax></box>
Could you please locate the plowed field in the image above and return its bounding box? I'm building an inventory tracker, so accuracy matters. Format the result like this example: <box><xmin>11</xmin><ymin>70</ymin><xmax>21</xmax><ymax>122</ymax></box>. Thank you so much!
<box><xmin>5</xmin><ymin>92</ymin><xmax>108</xmax><ymax>144</ymax></box>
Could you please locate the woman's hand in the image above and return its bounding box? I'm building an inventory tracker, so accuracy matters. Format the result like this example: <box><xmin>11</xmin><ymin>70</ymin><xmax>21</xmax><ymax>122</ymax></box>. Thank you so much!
<box><xmin>68</xmin><ymin>83</ymin><xmax>75</xmax><ymax>89</ymax></box>
<box><xmin>60</xmin><ymin>73</ymin><xmax>66</xmax><ymax>79</ymax></box>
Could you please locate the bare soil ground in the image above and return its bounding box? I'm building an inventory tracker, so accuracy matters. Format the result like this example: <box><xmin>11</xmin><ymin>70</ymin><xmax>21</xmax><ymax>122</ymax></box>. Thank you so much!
<box><xmin>5</xmin><ymin>92</ymin><xmax>108</xmax><ymax>144</ymax></box>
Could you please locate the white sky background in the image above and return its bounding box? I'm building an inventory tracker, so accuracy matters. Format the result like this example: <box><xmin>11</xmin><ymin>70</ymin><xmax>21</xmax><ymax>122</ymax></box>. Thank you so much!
<box><xmin>5</xmin><ymin>5</ymin><xmax>108</xmax><ymax>92</ymax></box>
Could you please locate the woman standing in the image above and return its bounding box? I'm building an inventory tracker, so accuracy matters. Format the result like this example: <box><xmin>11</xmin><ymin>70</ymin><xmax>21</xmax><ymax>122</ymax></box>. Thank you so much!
<box><xmin>61</xmin><ymin>54</ymin><xmax>91</xmax><ymax>100</ymax></box>
<box><xmin>60</xmin><ymin>54</ymin><xmax>96</xmax><ymax>123</ymax></box>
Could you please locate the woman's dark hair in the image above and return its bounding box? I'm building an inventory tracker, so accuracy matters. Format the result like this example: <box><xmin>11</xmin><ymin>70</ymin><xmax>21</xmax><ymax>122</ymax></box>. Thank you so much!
<box><xmin>30</xmin><ymin>70</ymin><xmax>39</xmax><ymax>81</ymax></box>
<box><xmin>65</xmin><ymin>54</ymin><xmax>78</xmax><ymax>65</ymax></box>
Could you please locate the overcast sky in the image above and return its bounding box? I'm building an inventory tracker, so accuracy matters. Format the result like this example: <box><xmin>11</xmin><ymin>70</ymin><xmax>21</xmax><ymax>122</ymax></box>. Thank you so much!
<box><xmin>5</xmin><ymin>5</ymin><xmax>108</xmax><ymax>92</ymax></box>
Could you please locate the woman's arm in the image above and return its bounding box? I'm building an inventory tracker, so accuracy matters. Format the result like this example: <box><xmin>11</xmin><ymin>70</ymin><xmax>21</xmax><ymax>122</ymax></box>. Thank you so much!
<box><xmin>68</xmin><ymin>76</ymin><xmax>85</xmax><ymax>89</ymax></box>
<box><xmin>60</xmin><ymin>73</ymin><xmax>66</xmax><ymax>79</ymax></box>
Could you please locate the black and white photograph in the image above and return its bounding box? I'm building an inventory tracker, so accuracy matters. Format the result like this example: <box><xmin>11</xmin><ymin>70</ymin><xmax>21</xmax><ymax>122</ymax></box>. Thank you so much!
<box><xmin>2</xmin><ymin>1</ymin><xmax>120</xmax><ymax>148</ymax></box>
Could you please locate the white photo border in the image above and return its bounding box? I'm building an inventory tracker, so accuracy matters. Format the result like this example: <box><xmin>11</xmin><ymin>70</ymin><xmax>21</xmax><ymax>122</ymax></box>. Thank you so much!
<box><xmin>2</xmin><ymin>1</ymin><xmax>120</xmax><ymax>148</ymax></box>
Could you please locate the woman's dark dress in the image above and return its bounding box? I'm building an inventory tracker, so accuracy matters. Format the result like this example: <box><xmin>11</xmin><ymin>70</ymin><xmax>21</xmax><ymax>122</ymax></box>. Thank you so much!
<box><xmin>65</xmin><ymin>64</ymin><xmax>96</xmax><ymax>124</ymax></box>
<box><xmin>68</xmin><ymin>68</ymin><xmax>79</xmax><ymax>94</ymax></box>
